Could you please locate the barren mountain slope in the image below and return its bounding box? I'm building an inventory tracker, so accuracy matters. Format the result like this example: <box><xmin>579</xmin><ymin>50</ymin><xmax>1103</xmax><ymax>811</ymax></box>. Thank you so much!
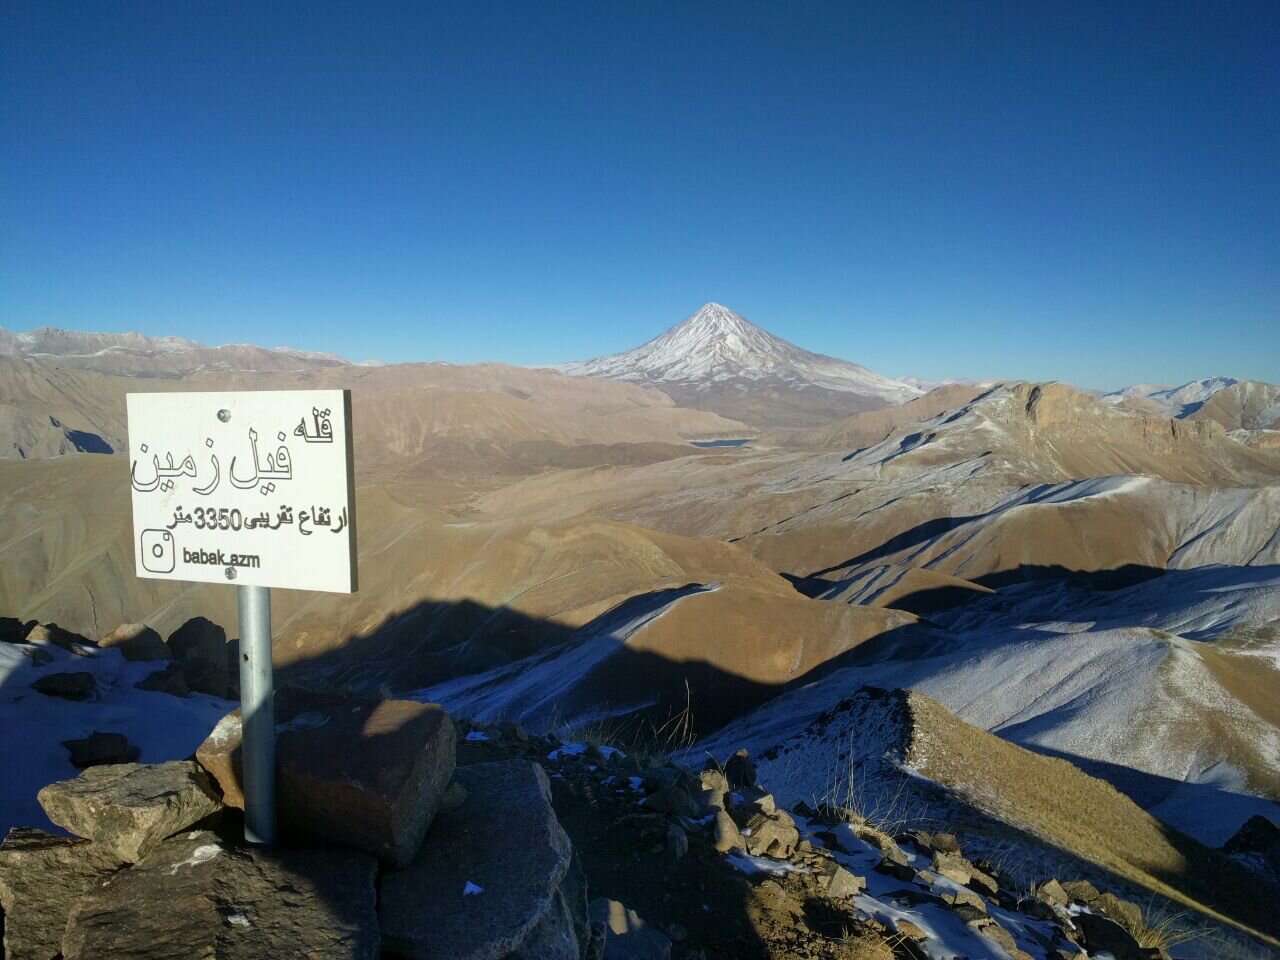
<box><xmin>1</xmin><ymin>454</ymin><xmax>874</xmax><ymax>686</ymax></box>
<box><xmin>762</xmin><ymin>382</ymin><xmax>990</xmax><ymax>449</ymax></box>
<box><xmin>0</xmin><ymin>359</ymin><xmax>749</xmax><ymax>496</ymax></box>
<box><xmin>1184</xmin><ymin>379</ymin><xmax>1280</xmax><ymax>431</ymax></box>
<box><xmin>473</xmin><ymin>381</ymin><xmax>1280</xmax><ymax>579</ymax></box>
<box><xmin>557</xmin><ymin>302</ymin><xmax>921</xmax><ymax>428</ymax></box>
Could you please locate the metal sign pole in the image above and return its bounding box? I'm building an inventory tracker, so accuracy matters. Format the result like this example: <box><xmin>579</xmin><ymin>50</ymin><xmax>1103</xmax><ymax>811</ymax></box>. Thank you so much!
<box><xmin>237</xmin><ymin>583</ymin><xmax>276</xmax><ymax>845</ymax></box>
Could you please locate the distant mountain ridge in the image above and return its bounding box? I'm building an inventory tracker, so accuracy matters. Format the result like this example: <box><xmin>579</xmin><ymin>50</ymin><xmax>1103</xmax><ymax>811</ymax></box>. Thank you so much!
<box><xmin>0</xmin><ymin>325</ymin><xmax>358</xmax><ymax>377</ymax></box>
<box><xmin>1105</xmin><ymin>377</ymin><xmax>1280</xmax><ymax>430</ymax></box>
<box><xmin>556</xmin><ymin>302</ymin><xmax>922</xmax><ymax>428</ymax></box>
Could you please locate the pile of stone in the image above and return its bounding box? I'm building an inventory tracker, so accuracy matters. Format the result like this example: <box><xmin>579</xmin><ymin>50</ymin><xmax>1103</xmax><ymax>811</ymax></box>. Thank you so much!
<box><xmin>8</xmin><ymin>616</ymin><xmax>241</xmax><ymax>700</ymax></box>
<box><xmin>0</xmin><ymin>686</ymin><xmax>599</xmax><ymax>959</ymax></box>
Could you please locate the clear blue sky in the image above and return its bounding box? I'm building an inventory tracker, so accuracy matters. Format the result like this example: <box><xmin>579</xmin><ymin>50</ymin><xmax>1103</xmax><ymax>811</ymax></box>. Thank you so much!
<box><xmin>2</xmin><ymin>2</ymin><xmax>1276</xmax><ymax>388</ymax></box>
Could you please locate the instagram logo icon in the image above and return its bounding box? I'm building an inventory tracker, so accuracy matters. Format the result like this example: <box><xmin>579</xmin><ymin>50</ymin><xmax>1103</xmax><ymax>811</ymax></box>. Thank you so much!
<box><xmin>140</xmin><ymin>529</ymin><xmax>176</xmax><ymax>573</ymax></box>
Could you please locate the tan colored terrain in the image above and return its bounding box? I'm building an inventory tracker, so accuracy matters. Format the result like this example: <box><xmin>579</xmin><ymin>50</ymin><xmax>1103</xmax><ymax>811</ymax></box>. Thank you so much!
<box><xmin>762</xmin><ymin>383</ymin><xmax>990</xmax><ymax>449</ymax></box>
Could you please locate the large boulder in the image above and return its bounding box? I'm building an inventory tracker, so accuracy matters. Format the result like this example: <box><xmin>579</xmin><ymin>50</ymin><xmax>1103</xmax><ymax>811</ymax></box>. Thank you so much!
<box><xmin>99</xmin><ymin>623</ymin><xmax>171</xmax><ymax>662</ymax></box>
<box><xmin>61</xmin><ymin>831</ymin><xmax>379</xmax><ymax>960</ymax></box>
<box><xmin>37</xmin><ymin>761</ymin><xmax>222</xmax><ymax>863</ymax></box>
<box><xmin>166</xmin><ymin>617</ymin><xmax>230</xmax><ymax>697</ymax></box>
<box><xmin>379</xmin><ymin>760</ymin><xmax>577</xmax><ymax>960</ymax></box>
<box><xmin>196</xmin><ymin>690</ymin><xmax>455</xmax><ymax>867</ymax></box>
<box><xmin>0</xmin><ymin>828</ymin><xmax>121</xmax><ymax>960</ymax></box>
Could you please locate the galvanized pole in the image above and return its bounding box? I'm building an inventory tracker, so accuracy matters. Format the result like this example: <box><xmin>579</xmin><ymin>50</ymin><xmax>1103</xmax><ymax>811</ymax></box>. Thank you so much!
<box><xmin>237</xmin><ymin>584</ymin><xmax>276</xmax><ymax>845</ymax></box>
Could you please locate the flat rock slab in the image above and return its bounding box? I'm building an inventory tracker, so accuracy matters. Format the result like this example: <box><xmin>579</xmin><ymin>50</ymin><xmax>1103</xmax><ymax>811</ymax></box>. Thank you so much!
<box><xmin>61</xmin><ymin>831</ymin><xmax>379</xmax><ymax>960</ymax></box>
<box><xmin>38</xmin><ymin>761</ymin><xmax>222</xmax><ymax>863</ymax></box>
<box><xmin>0</xmin><ymin>828</ymin><xmax>121</xmax><ymax>960</ymax></box>
<box><xmin>196</xmin><ymin>690</ymin><xmax>455</xmax><ymax>867</ymax></box>
<box><xmin>379</xmin><ymin>760</ymin><xmax>575</xmax><ymax>960</ymax></box>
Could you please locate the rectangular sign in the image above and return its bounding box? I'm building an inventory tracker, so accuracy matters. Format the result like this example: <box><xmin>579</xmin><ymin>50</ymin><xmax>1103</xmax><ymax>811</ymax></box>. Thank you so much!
<box><xmin>127</xmin><ymin>390</ymin><xmax>358</xmax><ymax>593</ymax></box>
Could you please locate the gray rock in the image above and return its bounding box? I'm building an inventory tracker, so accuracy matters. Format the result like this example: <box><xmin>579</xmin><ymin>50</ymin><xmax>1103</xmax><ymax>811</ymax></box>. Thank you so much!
<box><xmin>509</xmin><ymin>886</ymin><xmax>580</xmax><ymax>960</ymax></box>
<box><xmin>1036</xmin><ymin>878</ymin><xmax>1069</xmax><ymax>907</ymax></box>
<box><xmin>0</xmin><ymin>828</ymin><xmax>121</xmax><ymax>960</ymax></box>
<box><xmin>62</xmin><ymin>732</ymin><xmax>140</xmax><ymax>768</ymax></box>
<box><xmin>815</xmin><ymin>859</ymin><xmax>865</xmax><ymax>899</ymax></box>
<box><xmin>713</xmin><ymin>810</ymin><xmax>745</xmax><ymax>853</ymax></box>
<box><xmin>1074</xmin><ymin>912</ymin><xmax>1145</xmax><ymax>960</ymax></box>
<box><xmin>196</xmin><ymin>691</ymin><xmax>455</xmax><ymax>867</ymax></box>
<box><xmin>99</xmin><ymin>623</ymin><xmax>171</xmax><ymax>662</ymax></box>
<box><xmin>440</xmin><ymin>780</ymin><xmax>469</xmax><ymax>813</ymax></box>
<box><xmin>588</xmin><ymin>898</ymin><xmax>673</xmax><ymax>960</ymax></box>
<box><xmin>696</xmin><ymin>768</ymin><xmax>728</xmax><ymax>812</ymax></box>
<box><xmin>1095</xmin><ymin>891</ymin><xmax>1144</xmax><ymax>932</ymax></box>
<box><xmin>941</xmin><ymin>886</ymin><xmax>987</xmax><ymax>922</ymax></box>
<box><xmin>724</xmin><ymin>748</ymin><xmax>756</xmax><ymax>789</ymax></box>
<box><xmin>32</xmin><ymin>671</ymin><xmax>96</xmax><ymax>700</ymax></box>
<box><xmin>968</xmin><ymin>918</ymin><xmax>1027</xmax><ymax>958</ymax></box>
<box><xmin>379</xmin><ymin>760</ymin><xmax>574</xmax><ymax>960</ymax></box>
<box><xmin>134</xmin><ymin>661</ymin><xmax>188</xmax><ymax>697</ymax></box>
<box><xmin>27</xmin><ymin>623</ymin><xmax>95</xmax><ymax>657</ymax></box>
<box><xmin>0</xmin><ymin>616</ymin><xmax>36</xmax><ymax>644</ymax></box>
<box><xmin>166</xmin><ymin>617</ymin><xmax>229</xmax><ymax>697</ymax></box>
<box><xmin>22</xmin><ymin>645</ymin><xmax>54</xmax><ymax>667</ymax></box>
<box><xmin>741</xmin><ymin>811</ymin><xmax>799</xmax><ymax>858</ymax></box>
<box><xmin>1061</xmin><ymin>878</ymin><xmax>1101</xmax><ymax>904</ymax></box>
<box><xmin>61</xmin><ymin>831</ymin><xmax>379</xmax><ymax>960</ymax></box>
<box><xmin>931</xmin><ymin>850</ymin><xmax>972</xmax><ymax>885</ymax></box>
<box><xmin>37</xmin><ymin>761</ymin><xmax>221</xmax><ymax>863</ymax></box>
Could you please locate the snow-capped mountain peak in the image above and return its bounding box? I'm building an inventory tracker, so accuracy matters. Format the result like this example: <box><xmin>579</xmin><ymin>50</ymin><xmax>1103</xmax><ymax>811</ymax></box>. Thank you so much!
<box><xmin>557</xmin><ymin>302</ymin><xmax>920</xmax><ymax>403</ymax></box>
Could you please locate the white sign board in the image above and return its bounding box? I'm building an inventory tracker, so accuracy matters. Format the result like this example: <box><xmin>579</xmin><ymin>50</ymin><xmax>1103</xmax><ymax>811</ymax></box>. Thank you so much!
<box><xmin>127</xmin><ymin>390</ymin><xmax>358</xmax><ymax>593</ymax></box>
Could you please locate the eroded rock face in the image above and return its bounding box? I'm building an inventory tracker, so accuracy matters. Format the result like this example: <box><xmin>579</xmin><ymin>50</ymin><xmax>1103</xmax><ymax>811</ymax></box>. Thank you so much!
<box><xmin>196</xmin><ymin>691</ymin><xmax>455</xmax><ymax>867</ymax></box>
<box><xmin>60</xmin><ymin>831</ymin><xmax>379</xmax><ymax>960</ymax></box>
<box><xmin>99</xmin><ymin>623</ymin><xmax>171</xmax><ymax>662</ymax></box>
<box><xmin>379</xmin><ymin>760</ymin><xmax>575</xmax><ymax>960</ymax></box>
<box><xmin>0</xmin><ymin>828</ymin><xmax>121</xmax><ymax>960</ymax></box>
<box><xmin>37</xmin><ymin>761</ymin><xmax>222</xmax><ymax>863</ymax></box>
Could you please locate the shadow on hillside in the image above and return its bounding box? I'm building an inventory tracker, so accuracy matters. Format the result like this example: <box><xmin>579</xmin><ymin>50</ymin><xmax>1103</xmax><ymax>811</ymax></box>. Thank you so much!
<box><xmin>274</xmin><ymin>587</ymin><xmax>929</xmax><ymax>736</ymax></box>
<box><xmin>1025</xmin><ymin>745</ymin><xmax>1280</xmax><ymax>848</ymax></box>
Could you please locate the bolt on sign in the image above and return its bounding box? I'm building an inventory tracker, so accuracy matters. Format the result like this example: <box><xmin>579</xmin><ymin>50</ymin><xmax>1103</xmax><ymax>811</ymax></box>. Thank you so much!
<box><xmin>127</xmin><ymin>390</ymin><xmax>358</xmax><ymax>593</ymax></box>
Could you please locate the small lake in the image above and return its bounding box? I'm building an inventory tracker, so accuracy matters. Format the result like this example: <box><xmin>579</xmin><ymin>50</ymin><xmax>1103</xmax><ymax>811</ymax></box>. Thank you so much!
<box><xmin>690</xmin><ymin>438</ymin><xmax>752</xmax><ymax>448</ymax></box>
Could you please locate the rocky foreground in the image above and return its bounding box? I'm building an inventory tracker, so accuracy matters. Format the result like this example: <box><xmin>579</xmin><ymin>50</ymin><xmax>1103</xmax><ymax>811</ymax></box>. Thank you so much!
<box><xmin>2</xmin><ymin>617</ymin><xmax>1279</xmax><ymax>958</ymax></box>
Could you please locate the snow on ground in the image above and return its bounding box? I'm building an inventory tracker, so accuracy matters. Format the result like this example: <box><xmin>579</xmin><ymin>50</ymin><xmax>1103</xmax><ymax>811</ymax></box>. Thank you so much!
<box><xmin>1104</xmin><ymin>378</ymin><xmax>1240</xmax><ymax>417</ymax></box>
<box><xmin>413</xmin><ymin>583</ymin><xmax>718</xmax><ymax>729</ymax></box>
<box><xmin>0</xmin><ymin>639</ymin><xmax>232</xmax><ymax>836</ymax></box>
<box><xmin>688</xmin><ymin>565</ymin><xmax>1280</xmax><ymax>845</ymax></box>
